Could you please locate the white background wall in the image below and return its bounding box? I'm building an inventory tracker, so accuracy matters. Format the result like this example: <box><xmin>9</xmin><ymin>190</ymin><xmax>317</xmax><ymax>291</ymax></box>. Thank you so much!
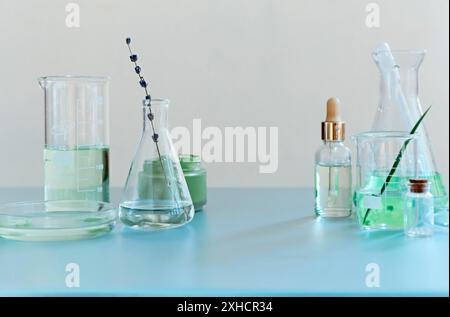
<box><xmin>0</xmin><ymin>0</ymin><xmax>448</xmax><ymax>188</ymax></box>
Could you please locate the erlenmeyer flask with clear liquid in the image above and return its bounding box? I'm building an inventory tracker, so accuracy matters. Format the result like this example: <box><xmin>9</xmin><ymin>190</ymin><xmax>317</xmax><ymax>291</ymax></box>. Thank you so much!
<box><xmin>39</xmin><ymin>76</ymin><xmax>110</xmax><ymax>202</ymax></box>
<box><xmin>119</xmin><ymin>99</ymin><xmax>195</xmax><ymax>229</ymax></box>
<box><xmin>371</xmin><ymin>46</ymin><xmax>448</xmax><ymax>225</ymax></box>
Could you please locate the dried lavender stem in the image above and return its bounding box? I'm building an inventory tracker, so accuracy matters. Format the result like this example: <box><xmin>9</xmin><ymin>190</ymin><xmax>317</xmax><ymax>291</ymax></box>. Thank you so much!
<box><xmin>126</xmin><ymin>38</ymin><xmax>171</xmax><ymax>189</ymax></box>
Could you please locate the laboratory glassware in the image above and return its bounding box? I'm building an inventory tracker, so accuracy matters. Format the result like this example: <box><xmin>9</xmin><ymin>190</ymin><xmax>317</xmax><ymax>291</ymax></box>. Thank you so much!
<box><xmin>0</xmin><ymin>200</ymin><xmax>116</xmax><ymax>241</ymax></box>
<box><xmin>404</xmin><ymin>179</ymin><xmax>434</xmax><ymax>238</ymax></box>
<box><xmin>314</xmin><ymin>98</ymin><xmax>352</xmax><ymax>217</ymax></box>
<box><xmin>353</xmin><ymin>132</ymin><xmax>418</xmax><ymax>230</ymax></box>
<box><xmin>39</xmin><ymin>76</ymin><xmax>110</xmax><ymax>202</ymax></box>
<box><xmin>119</xmin><ymin>99</ymin><xmax>195</xmax><ymax>229</ymax></box>
<box><xmin>371</xmin><ymin>44</ymin><xmax>448</xmax><ymax>226</ymax></box>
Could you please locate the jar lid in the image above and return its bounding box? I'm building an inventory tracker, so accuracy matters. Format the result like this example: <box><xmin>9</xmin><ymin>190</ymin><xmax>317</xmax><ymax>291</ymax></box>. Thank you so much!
<box><xmin>179</xmin><ymin>154</ymin><xmax>202</xmax><ymax>171</ymax></box>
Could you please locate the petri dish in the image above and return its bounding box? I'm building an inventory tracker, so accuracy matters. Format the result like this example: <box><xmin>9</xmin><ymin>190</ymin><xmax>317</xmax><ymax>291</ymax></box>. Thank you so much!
<box><xmin>0</xmin><ymin>200</ymin><xmax>117</xmax><ymax>241</ymax></box>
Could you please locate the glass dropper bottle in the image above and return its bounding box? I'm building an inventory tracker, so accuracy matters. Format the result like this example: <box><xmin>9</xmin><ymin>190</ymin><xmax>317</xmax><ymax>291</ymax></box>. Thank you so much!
<box><xmin>314</xmin><ymin>97</ymin><xmax>352</xmax><ymax>217</ymax></box>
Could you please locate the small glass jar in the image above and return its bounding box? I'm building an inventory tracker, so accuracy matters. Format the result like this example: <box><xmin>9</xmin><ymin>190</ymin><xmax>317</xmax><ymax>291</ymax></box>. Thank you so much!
<box><xmin>404</xmin><ymin>179</ymin><xmax>434</xmax><ymax>237</ymax></box>
<box><xmin>179</xmin><ymin>155</ymin><xmax>207</xmax><ymax>211</ymax></box>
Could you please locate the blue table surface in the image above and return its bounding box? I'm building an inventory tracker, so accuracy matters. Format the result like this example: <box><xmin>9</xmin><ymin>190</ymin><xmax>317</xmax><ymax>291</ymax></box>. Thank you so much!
<box><xmin>0</xmin><ymin>187</ymin><xmax>448</xmax><ymax>296</ymax></box>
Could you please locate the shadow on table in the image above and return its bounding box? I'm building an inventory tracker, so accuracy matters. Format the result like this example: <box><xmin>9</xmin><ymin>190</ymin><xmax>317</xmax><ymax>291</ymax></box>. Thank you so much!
<box><xmin>192</xmin><ymin>215</ymin><xmax>319</xmax><ymax>263</ymax></box>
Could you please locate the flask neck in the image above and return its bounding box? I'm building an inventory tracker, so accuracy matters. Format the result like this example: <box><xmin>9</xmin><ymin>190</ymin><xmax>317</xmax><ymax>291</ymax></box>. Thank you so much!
<box><xmin>374</xmin><ymin>50</ymin><xmax>425</xmax><ymax>110</ymax></box>
<box><xmin>323</xmin><ymin>140</ymin><xmax>344</xmax><ymax>145</ymax></box>
<box><xmin>372</xmin><ymin>50</ymin><xmax>425</xmax><ymax>131</ymax></box>
<box><xmin>379</xmin><ymin>68</ymin><xmax>419</xmax><ymax>103</ymax></box>
<box><xmin>142</xmin><ymin>99</ymin><xmax>170</xmax><ymax>133</ymax></box>
<box><xmin>322</xmin><ymin>140</ymin><xmax>346</xmax><ymax>149</ymax></box>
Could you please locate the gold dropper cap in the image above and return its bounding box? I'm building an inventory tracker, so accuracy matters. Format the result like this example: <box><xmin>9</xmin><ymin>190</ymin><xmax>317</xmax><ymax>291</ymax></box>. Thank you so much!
<box><xmin>321</xmin><ymin>97</ymin><xmax>346</xmax><ymax>141</ymax></box>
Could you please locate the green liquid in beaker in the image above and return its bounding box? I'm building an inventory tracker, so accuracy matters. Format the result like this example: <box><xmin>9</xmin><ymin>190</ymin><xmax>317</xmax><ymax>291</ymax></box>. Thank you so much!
<box><xmin>355</xmin><ymin>172</ymin><xmax>448</xmax><ymax>229</ymax></box>
<box><xmin>44</xmin><ymin>145</ymin><xmax>110</xmax><ymax>202</ymax></box>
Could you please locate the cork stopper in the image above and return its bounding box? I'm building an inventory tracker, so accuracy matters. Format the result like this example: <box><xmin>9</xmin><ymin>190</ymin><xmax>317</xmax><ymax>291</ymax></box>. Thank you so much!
<box><xmin>322</xmin><ymin>97</ymin><xmax>345</xmax><ymax>141</ymax></box>
<box><xmin>409</xmin><ymin>179</ymin><xmax>430</xmax><ymax>194</ymax></box>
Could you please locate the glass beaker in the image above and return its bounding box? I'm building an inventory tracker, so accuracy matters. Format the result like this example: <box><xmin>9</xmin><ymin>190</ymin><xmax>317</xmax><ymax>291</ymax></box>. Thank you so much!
<box><xmin>119</xmin><ymin>99</ymin><xmax>195</xmax><ymax>229</ymax></box>
<box><xmin>371</xmin><ymin>49</ymin><xmax>448</xmax><ymax>224</ymax></box>
<box><xmin>353</xmin><ymin>132</ymin><xmax>418</xmax><ymax>230</ymax></box>
<box><xmin>38</xmin><ymin>76</ymin><xmax>110</xmax><ymax>202</ymax></box>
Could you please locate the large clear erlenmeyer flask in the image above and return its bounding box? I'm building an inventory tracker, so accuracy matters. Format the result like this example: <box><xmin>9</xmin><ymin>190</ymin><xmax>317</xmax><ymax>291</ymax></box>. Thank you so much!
<box><xmin>371</xmin><ymin>48</ymin><xmax>448</xmax><ymax>224</ymax></box>
<box><xmin>38</xmin><ymin>76</ymin><xmax>110</xmax><ymax>202</ymax></box>
<box><xmin>119</xmin><ymin>99</ymin><xmax>195</xmax><ymax>229</ymax></box>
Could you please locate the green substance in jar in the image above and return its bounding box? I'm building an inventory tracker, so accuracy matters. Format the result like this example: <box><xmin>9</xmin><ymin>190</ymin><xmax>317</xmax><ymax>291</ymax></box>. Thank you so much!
<box><xmin>138</xmin><ymin>155</ymin><xmax>207</xmax><ymax>211</ymax></box>
<box><xmin>179</xmin><ymin>155</ymin><xmax>207</xmax><ymax>211</ymax></box>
